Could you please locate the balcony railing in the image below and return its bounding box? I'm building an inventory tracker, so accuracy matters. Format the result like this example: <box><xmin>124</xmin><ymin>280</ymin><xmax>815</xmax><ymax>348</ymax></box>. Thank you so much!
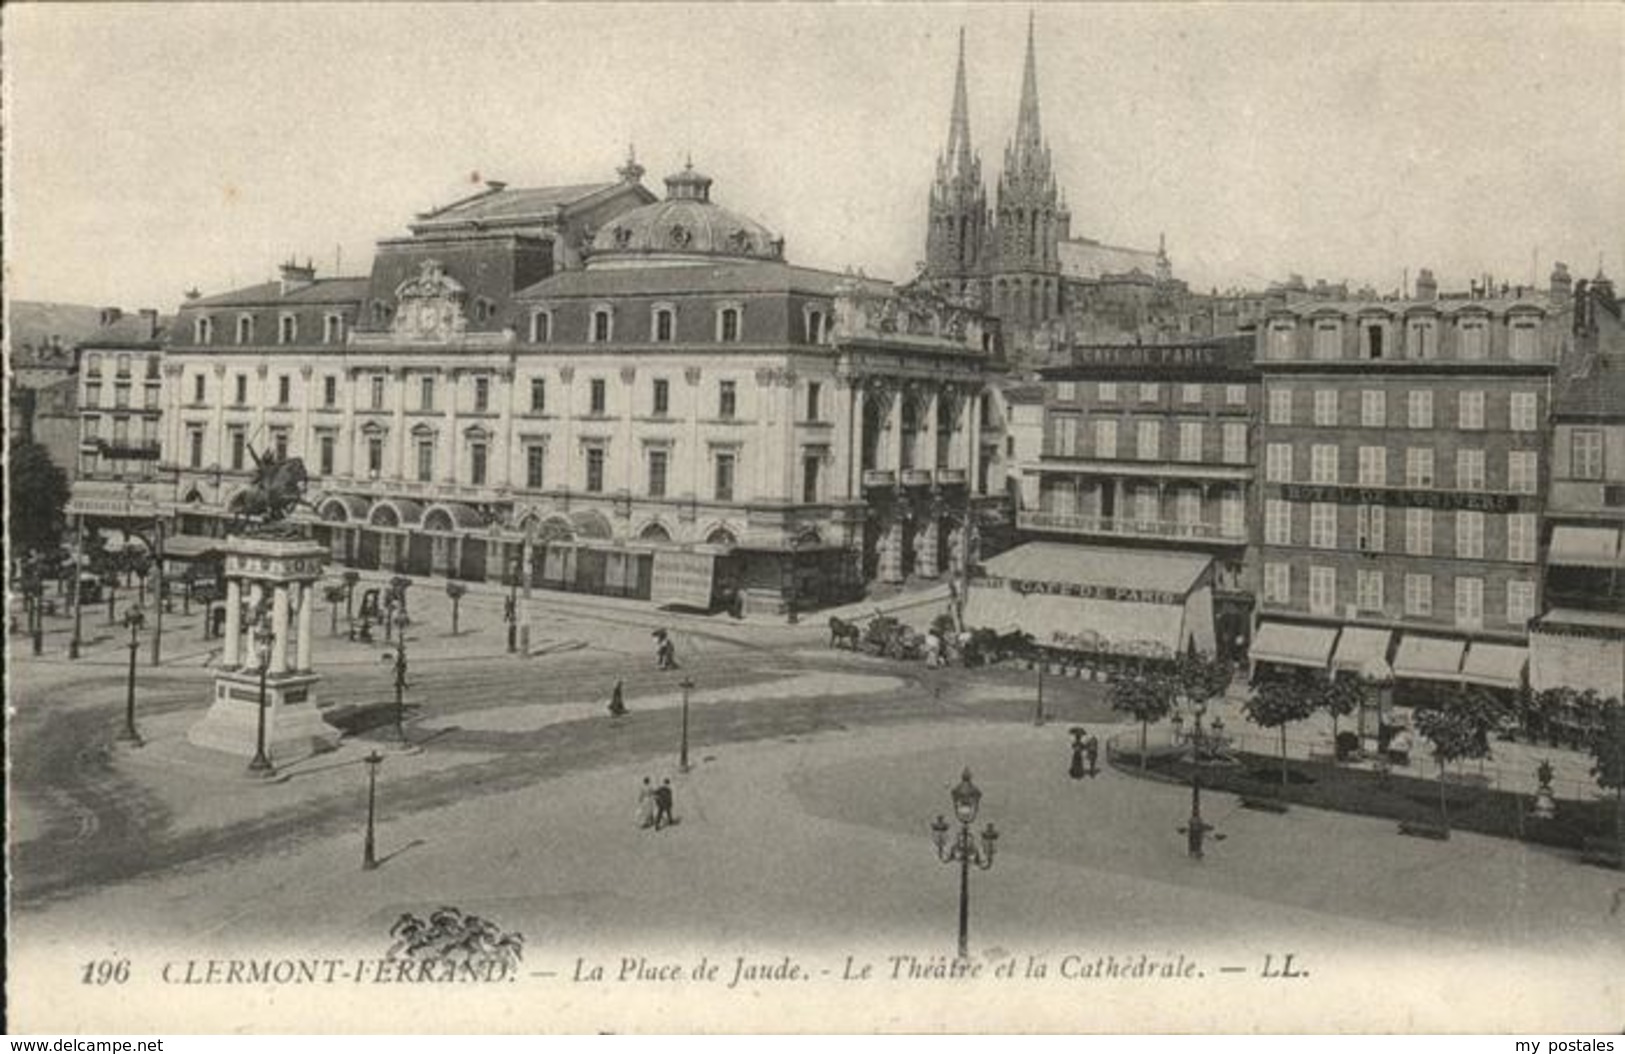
<box><xmin>1020</xmin><ymin>509</ymin><xmax>1246</xmax><ymax>543</ymax></box>
<box><xmin>900</xmin><ymin>468</ymin><xmax>934</xmax><ymax>486</ymax></box>
<box><xmin>936</xmin><ymin>467</ymin><xmax>968</xmax><ymax>485</ymax></box>
<box><xmin>862</xmin><ymin>469</ymin><xmax>896</xmax><ymax>488</ymax></box>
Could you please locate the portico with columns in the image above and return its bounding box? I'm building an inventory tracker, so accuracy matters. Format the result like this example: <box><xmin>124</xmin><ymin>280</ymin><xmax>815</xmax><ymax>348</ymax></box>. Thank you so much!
<box><xmin>189</xmin><ymin>533</ymin><xmax>338</xmax><ymax>760</ymax></box>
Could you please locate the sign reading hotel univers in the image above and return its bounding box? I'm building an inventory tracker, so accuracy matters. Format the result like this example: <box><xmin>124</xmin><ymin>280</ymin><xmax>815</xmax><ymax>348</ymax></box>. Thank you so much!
<box><xmin>1275</xmin><ymin>483</ymin><xmax>1537</xmax><ymax>513</ymax></box>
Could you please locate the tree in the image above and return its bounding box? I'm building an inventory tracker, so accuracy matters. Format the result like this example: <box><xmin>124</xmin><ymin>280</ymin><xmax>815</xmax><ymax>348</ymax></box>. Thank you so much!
<box><xmin>1242</xmin><ymin>674</ymin><xmax>1316</xmax><ymax>791</ymax></box>
<box><xmin>446</xmin><ymin>581</ymin><xmax>468</xmax><ymax>636</ymax></box>
<box><xmin>1587</xmin><ymin>698</ymin><xmax>1625</xmax><ymax>863</ymax></box>
<box><xmin>1168</xmin><ymin>652</ymin><xmax>1232</xmax><ymax>708</ymax></box>
<box><xmin>324</xmin><ymin>585</ymin><xmax>347</xmax><ymax>636</ymax></box>
<box><xmin>1109</xmin><ymin>663</ymin><xmax>1174</xmax><ymax>770</ymax></box>
<box><xmin>1414</xmin><ymin>704</ymin><xmax>1492</xmax><ymax>829</ymax></box>
<box><xmin>8</xmin><ymin>440</ymin><xmax>71</xmax><ymax>557</ymax></box>
<box><xmin>1314</xmin><ymin>673</ymin><xmax>1363</xmax><ymax>743</ymax></box>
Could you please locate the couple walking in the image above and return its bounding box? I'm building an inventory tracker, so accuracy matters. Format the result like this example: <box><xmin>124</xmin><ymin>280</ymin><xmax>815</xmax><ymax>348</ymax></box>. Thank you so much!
<box><xmin>637</xmin><ymin>776</ymin><xmax>676</xmax><ymax>830</ymax></box>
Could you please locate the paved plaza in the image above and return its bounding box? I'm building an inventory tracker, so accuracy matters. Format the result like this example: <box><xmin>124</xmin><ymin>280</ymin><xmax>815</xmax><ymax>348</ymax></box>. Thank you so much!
<box><xmin>9</xmin><ymin>576</ymin><xmax>1623</xmax><ymax>1032</ymax></box>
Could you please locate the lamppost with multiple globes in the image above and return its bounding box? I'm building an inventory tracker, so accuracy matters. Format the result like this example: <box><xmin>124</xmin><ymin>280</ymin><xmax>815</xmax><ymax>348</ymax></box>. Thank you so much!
<box><xmin>929</xmin><ymin>768</ymin><xmax>1000</xmax><ymax>960</ymax></box>
<box><xmin>117</xmin><ymin>607</ymin><xmax>146</xmax><ymax>746</ymax></box>
<box><xmin>248</xmin><ymin>614</ymin><xmax>276</xmax><ymax>776</ymax></box>
<box><xmin>362</xmin><ymin>750</ymin><xmax>384</xmax><ymax>870</ymax></box>
<box><xmin>678</xmin><ymin>677</ymin><xmax>695</xmax><ymax>773</ymax></box>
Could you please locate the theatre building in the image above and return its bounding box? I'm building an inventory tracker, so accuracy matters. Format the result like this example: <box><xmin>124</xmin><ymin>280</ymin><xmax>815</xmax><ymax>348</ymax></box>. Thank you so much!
<box><xmin>162</xmin><ymin>157</ymin><xmax>1003</xmax><ymax>614</ymax></box>
<box><xmin>1249</xmin><ymin>268</ymin><xmax>1571</xmax><ymax>706</ymax></box>
<box><xmin>1013</xmin><ymin>337</ymin><xmax>1258</xmax><ymax>661</ymax></box>
<box><xmin>1530</xmin><ymin>274</ymin><xmax>1625</xmax><ymax>700</ymax></box>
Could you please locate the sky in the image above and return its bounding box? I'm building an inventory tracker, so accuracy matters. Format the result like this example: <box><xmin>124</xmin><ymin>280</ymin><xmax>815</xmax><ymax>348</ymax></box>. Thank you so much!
<box><xmin>5</xmin><ymin>2</ymin><xmax>1623</xmax><ymax>312</ymax></box>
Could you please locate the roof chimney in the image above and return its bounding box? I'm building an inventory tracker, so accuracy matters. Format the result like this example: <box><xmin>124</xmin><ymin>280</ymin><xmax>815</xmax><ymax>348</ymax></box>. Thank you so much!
<box><xmin>99</xmin><ymin>307</ymin><xmax>122</xmax><ymax>327</ymax></box>
<box><xmin>139</xmin><ymin>308</ymin><xmax>160</xmax><ymax>339</ymax></box>
<box><xmin>1414</xmin><ymin>268</ymin><xmax>1437</xmax><ymax>302</ymax></box>
<box><xmin>278</xmin><ymin>258</ymin><xmax>317</xmax><ymax>295</ymax></box>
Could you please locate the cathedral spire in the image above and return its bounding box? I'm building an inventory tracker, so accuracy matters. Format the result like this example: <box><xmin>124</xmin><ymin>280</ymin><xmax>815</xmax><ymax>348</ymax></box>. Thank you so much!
<box><xmin>944</xmin><ymin>26</ymin><xmax>974</xmax><ymax>177</ymax></box>
<box><xmin>1012</xmin><ymin>9</ymin><xmax>1043</xmax><ymax>164</ymax></box>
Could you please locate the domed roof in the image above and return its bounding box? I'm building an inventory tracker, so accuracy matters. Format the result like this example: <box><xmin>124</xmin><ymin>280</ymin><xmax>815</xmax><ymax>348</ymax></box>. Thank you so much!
<box><xmin>587</xmin><ymin>162</ymin><xmax>785</xmax><ymax>268</ymax></box>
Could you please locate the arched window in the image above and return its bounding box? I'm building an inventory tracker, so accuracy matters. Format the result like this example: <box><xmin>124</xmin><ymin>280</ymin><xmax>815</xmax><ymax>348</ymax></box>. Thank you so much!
<box><xmin>235</xmin><ymin>314</ymin><xmax>254</xmax><ymax>345</ymax></box>
<box><xmin>716</xmin><ymin>303</ymin><xmax>743</xmax><ymax>342</ymax></box>
<box><xmin>530</xmin><ymin>310</ymin><xmax>552</xmax><ymax>343</ymax></box>
<box><xmin>194</xmin><ymin>316</ymin><xmax>213</xmax><ymax>344</ymax></box>
<box><xmin>590</xmin><ymin>306</ymin><xmax>613</xmax><ymax>343</ymax></box>
<box><xmin>651</xmin><ymin>304</ymin><xmax>676</xmax><ymax>342</ymax></box>
<box><xmin>278</xmin><ymin>314</ymin><xmax>297</xmax><ymax>344</ymax></box>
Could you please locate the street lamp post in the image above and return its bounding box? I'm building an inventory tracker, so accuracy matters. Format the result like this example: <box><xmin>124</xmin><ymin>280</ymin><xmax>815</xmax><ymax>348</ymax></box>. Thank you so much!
<box><xmin>929</xmin><ymin>768</ymin><xmax>999</xmax><ymax>960</ymax></box>
<box><xmin>1034</xmin><ymin>660</ymin><xmax>1046</xmax><ymax>726</ymax></box>
<box><xmin>362</xmin><ymin>750</ymin><xmax>383</xmax><ymax>870</ymax></box>
<box><xmin>384</xmin><ymin>631</ymin><xmax>411</xmax><ymax>746</ymax></box>
<box><xmin>69</xmin><ymin>515</ymin><xmax>84</xmax><ymax>660</ymax></box>
<box><xmin>149</xmin><ymin>515</ymin><xmax>165</xmax><ymax>667</ymax></box>
<box><xmin>679</xmin><ymin>677</ymin><xmax>695</xmax><ymax>773</ymax></box>
<box><xmin>1177</xmin><ymin>699</ymin><xmax>1226</xmax><ymax>859</ymax></box>
<box><xmin>117</xmin><ymin>607</ymin><xmax>146</xmax><ymax>746</ymax></box>
<box><xmin>506</xmin><ymin>547</ymin><xmax>521</xmax><ymax>654</ymax></box>
<box><xmin>248</xmin><ymin>615</ymin><xmax>275</xmax><ymax>776</ymax></box>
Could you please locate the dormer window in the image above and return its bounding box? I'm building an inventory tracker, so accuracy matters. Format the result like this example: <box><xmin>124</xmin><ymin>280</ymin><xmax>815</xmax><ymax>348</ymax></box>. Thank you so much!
<box><xmin>652</xmin><ymin>304</ymin><xmax>676</xmax><ymax>343</ymax></box>
<box><xmin>530</xmin><ymin>310</ymin><xmax>552</xmax><ymax>343</ymax></box>
<box><xmin>86</xmin><ymin>353</ymin><xmax>103</xmax><ymax>376</ymax></box>
<box><xmin>590</xmin><ymin>306</ymin><xmax>613</xmax><ymax>343</ymax></box>
<box><xmin>1406</xmin><ymin>316</ymin><xmax>1437</xmax><ymax>359</ymax></box>
<box><xmin>1312</xmin><ymin>319</ymin><xmax>1340</xmax><ymax>360</ymax></box>
<box><xmin>805</xmin><ymin>307</ymin><xmax>826</xmax><ymax>344</ymax></box>
<box><xmin>1509</xmin><ymin>317</ymin><xmax>1539</xmax><ymax>361</ymax></box>
<box><xmin>323</xmin><ymin>314</ymin><xmax>344</xmax><ymax>343</ymax></box>
<box><xmin>236</xmin><ymin>314</ymin><xmax>254</xmax><ymax>345</ymax></box>
<box><xmin>1267</xmin><ymin>319</ymin><xmax>1295</xmax><ymax>359</ymax></box>
<box><xmin>1458</xmin><ymin>316</ymin><xmax>1488</xmax><ymax>360</ymax></box>
<box><xmin>194</xmin><ymin>316</ymin><xmax>214</xmax><ymax>344</ymax></box>
<box><xmin>717</xmin><ymin>303</ymin><xmax>743</xmax><ymax>342</ymax></box>
<box><xmin>371</xmin><ymin>301</ymin><xmax>393</xmax><ymax>327</ymax></box>
<box><xmin>471</xmin><ymin>297</ymin><xmax>495</xmax><ymax>324</ymax></box>
<box><xmin>278</xmin><ymin>314</ymin><xmax>297</xmax><ymax>344</ymax></box>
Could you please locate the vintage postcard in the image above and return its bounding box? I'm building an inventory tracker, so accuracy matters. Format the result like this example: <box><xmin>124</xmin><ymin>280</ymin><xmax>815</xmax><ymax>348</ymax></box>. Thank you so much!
<box><xmin>5</xmin><ymin>1</ymin><xmax>1623</xmax><ymax>1035</ymax></box>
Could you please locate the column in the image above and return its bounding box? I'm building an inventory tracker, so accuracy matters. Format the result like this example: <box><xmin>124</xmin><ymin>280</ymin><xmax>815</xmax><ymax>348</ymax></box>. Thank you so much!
<box><xmin>924</xmin><ymin>387</ymin><xmax>940</xmax><ymax>473</ymax></box>
<box><xmin>918</xmin><ymin>514</ymin><xmax>941</xmax><ymax>578</ymax></box>
<box><xmin>684</xmin><ymin>367</ymin><xmax>702</xmax><ymax>503</ymax></box>
<box><xmin>847</xmin><ymin>380</ymin><xmax>865</xmax><ymax>498</ymax></box>
<box><xmin>392</xmin><ymin>367</ymin><xmax>408</xmax><ymax>482</ymax></box>
<box><xmin>296</xmin><ymin>581</ymin><xmax>314</xmax><ymax>672</ymax></box>
<box><xmin>271</xmin><ymin>584</ymin><xmax>290</xmax><ymax>674</ymax></box>
<box><xmin>342</xmin><ymin>367</ymin><xmax>359</xmax><ymax>479</ymax></box>
<box><xmin>559</xmin><ymin>366</ymin><xmax>577</xmax><ymax>493</ymax></box>
<box><xmin>620</xmin><ymin>366</ymin><xmax>637</xmax><ymax>498</ymax></box>
<box><xmin>879</xmin><ymin>514</ymin><xmax>903</xmax><ymax>583</ymax></box>
<box><xmin>965</xmin><ymin>389</ymin><xmax>981</xmax><ymax>493</ymax></box>
<box><xmin>210</xmin><ymin>364</ymin><xmax>227</xmax><ymax>475</ymax></box>
<box><xmin>887</xmin><ymin>388</ymin><xmax>903</xmax><ymax>475</ymax></box>
<box><xmin>298</xmin><ymin>364</ymin><xmax>314</xmax><ymax>465</ymax></box>
<box><xmin>442</xmin><ymin>367</ymin><xmax>459</xmax><ymax>484</ymax></box>
<box><xmin>223</xmin><ymin>578</ymin><xmax>242</xmax><ymax>668</ymax></box>
<box><xmin>496</xmin><ymin>368</ymin><xmax>514</xmax><ymax>489</ymax></box>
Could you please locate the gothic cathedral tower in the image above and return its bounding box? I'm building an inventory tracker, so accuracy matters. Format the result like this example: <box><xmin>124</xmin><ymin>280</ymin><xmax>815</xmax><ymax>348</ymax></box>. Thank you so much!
<box><xmin>991</xmin><ymin>12</ymin><xmax>1069</xmax><ymax>335</ymax></box>
<box><xmin>923</xmin><ymin>28</ymin><xmax>990</xmax><ymax>303</ymax></box>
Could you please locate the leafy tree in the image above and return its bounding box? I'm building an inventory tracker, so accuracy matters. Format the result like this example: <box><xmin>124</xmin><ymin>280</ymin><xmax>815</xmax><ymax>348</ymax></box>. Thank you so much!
<box><xmin>1315</xmin><ymin>673</ymin><xmax>1363</xmax><ymax>742</ymax></box>
<box><xmin>7</xmin><ymin>440</ymin><xmax>71</xmax><ymax>557</ymax></box>
<box><xmin>1587</xmin><ymin>699</ymin><xmax>1625</xmax><ymax>861</ymax></box>
<box><xmin>1168</xmin><ymin>653</ymin><xmax>1232</xmax><ymax>708</ymax></box>
<box><xmin>1414</xmin><ymin>704</ymin><xmax>1492</xmax><ymax>828</ymax></box>
<box><xmin>445</xmin><ymin>581</ymin><xmax>467</xmax><ymax>636</ymax></box>
<box><xmin>324</xmin><ymin>584</ymin><xmax>347</xmax><ymax>636</ymax></box>
<box><xmin>1243</xmin><ymin>674</ymin><xmax>1317</xmax><ymax>790</ymax></box>
<box><xmin>1109</xmin><ymin>663</ymin><xmax>1174</xmax><ymax>770</ymax></box>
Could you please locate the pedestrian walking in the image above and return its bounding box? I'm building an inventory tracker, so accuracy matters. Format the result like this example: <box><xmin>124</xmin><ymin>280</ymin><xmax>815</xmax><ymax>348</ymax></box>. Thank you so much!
<box><xmin>608</xmin><ymin>678</ymin><xmax>627</xmax><ymax>718</ymax></box>
<box><xmin>1085</xmin><ymin>733</ymin><xmax>1100</xmax><ymax>778</ymax></box>
<box><xmin>1069</xmin><ymin>737</ymin><xmax>1086</xmax><ymax>780</ymax></box>
<box><xmin>636</xmin><ymin>776</ymin><xmax>655</xmax><ymax>829</ymax></box>
<box><xmin>653</xmin><ymin>778</ymin><xmax>675</xmax><ymax>829</ymax></box>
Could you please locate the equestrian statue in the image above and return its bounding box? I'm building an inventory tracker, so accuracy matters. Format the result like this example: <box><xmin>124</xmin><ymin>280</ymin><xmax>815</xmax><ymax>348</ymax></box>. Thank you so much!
<box><xmin>227</xmin><ymin>445</ymin><xmax>312</xmax><ymax>538</ymax></box>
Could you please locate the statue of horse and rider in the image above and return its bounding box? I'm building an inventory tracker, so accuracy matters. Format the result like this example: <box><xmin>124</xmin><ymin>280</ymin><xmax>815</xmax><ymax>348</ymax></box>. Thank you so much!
<box><xmin>227</xmin><ymin>445</ymin><xmax>312</xmax><ymax>537</ymax></box>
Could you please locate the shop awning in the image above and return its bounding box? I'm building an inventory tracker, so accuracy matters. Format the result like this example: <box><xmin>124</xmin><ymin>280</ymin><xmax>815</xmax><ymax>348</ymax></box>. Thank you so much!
<box><xmin>1548</xmin><ymin>525</ymin><xmax>1620</xmax><ymax>569</ymax></box>
<box><xmin>963</xmin><ymin>582</ymin><xmax>1187</xmax><ymax>657</ymax></box>
<box><xmin>1392</xmin><ymin>635</ymin><xmax>1466</xmax><ymax>682</ymax></box>
<box><xmin>1460</xmin><ymin>642</ymin><xmax>1528</xmax><ymax>690</ymax></box>
<box><xmin>1250</xmin><ymin>621</ymin><xmax>1337</xmax><ymax>670</ymax></box>
<box><xmin>1530</xmin><ymin>611</ymin><xmax>1625</xmax><ymax>696</ymax></box>
<box><xmin>162</xmin><ymin>534</ymin><xmax>226</xmax><ymax>560</ymax></box>
<box><xmin>1331</xmin><ymin>626</ymin><xmax>1393</xmax><ymax>676</ymax></box>
<box><xmin>979</xmin><ymin>542</ymin><xmax>1212</xmax><ymax>598</ymax></box>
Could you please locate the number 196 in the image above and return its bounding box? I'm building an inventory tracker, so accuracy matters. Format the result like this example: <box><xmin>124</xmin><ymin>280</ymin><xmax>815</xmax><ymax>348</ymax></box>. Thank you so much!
<box><xmin>81</xmin><ymin>959</ymin><xmax>130</xmax><ymax>985</ymax></box>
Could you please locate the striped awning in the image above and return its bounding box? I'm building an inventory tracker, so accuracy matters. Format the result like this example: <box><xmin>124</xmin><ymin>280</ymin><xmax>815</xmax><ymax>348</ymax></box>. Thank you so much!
<box><xmin>1548</xmin><ymin>526</ymin><xmax>1620</xmax><ymax>569</ymax></box>
<box><xmin>1250</xmin><ymin>621</ymin><xmax>1337</xmax><ymax>670</ymax></box>
<box><xmin>1460</xmin><ymin>642</ymin><xmax>1528</xmax><ymax>690</ymax></box>
<box><xmin>1392</xmin><ymin>635</ymin><xmax>1466</xmax><ymax>682</ymax></box>
<box><xmin>962</xmin><ymin>582</ymin><xmax>1186</xmax><ymax>657</ymax></box>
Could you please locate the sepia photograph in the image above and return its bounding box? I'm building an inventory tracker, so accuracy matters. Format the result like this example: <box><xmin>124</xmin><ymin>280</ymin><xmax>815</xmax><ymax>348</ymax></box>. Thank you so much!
<box><xmin>4</xmin><ymin>1</ymin><xmax>1624</xmax><ymax>1036</ymax></box>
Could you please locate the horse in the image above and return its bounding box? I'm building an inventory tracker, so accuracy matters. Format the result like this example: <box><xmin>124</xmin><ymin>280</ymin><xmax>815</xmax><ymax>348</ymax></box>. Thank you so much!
<box><xmin>228</xmin><ymin>446</ymin><xmax>312</xmax><ymax>527</ymax></box>
<box><xmin>828</xmin><ymin>616</ymin><xmax>861</xmax><ymax>650</ymax></box>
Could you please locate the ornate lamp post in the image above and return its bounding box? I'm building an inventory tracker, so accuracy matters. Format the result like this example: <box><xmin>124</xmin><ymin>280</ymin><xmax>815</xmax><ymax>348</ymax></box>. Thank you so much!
<box><xmin>362</xmin><ymin>750</ymin><xmax>384</xmax><ymax>870</ymax></box>
<box><xmin>679</xmin><ymin>677</ymin><xmax>695</xmax><ymax>773</ymax></box>
<box><xmin>1176</xmin><ymin>699</ymin><xmax>1226</xmax><ymax>859</ymax></box>
<box><xmin>117</xmin><ymin>607</ymin><xmax>146</xmax><ymax>746</ymax></box>
<box><xmin>1034</xmin><ymin>660</ymin><xmax>1047</xmax><ymax>726</ymax></box>
<box><xmin>506</xmin><ymin>547</ymin><xmax>522</xmax><ymax>654</ymax></box>
<box><xmin>248</xmin><ymin>614</ymin><xmax>276</xmax><ymax>776</ymax></box>
<box><xmin>929</xmin><ymin>768</ymin><xmax>999</xmax><ymax>960</ymax></box>
<box><xmin>383</xmin><ymin>629</ymin><xmax>411</xmax><ymax>745</ymax></box>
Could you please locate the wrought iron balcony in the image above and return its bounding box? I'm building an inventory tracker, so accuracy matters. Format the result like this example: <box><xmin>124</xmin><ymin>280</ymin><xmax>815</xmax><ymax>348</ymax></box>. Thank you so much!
<box><xmin>1019</xmin><ymin>509</ymin><xmax>1247</xmax><ymax>543</ymax></box>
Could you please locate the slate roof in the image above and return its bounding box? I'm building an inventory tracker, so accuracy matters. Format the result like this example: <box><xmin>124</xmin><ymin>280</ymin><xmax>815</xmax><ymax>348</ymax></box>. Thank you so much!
<box><xmin>517</xmin><ymin>261</ymin><xmax>890</xmax><ymax>300</ymax></box>
<box><xmin>79</xmin><ymin>313</ymin><xmax>173</xmax><ymax>347</ymax></box>
<box><xmin>188</xmin><ymin>277</ymin><xmax>371</xmax><ymax>308</ymax></box>
<box><xmin>413</xmin><ymin>183</ymin><xmax>621</xmax><ymax>228</ymax></box>
<box><xmin>1554</xmin><ymin>351</ymin><xmax>1625</xmax><ymax>420</ymax></box>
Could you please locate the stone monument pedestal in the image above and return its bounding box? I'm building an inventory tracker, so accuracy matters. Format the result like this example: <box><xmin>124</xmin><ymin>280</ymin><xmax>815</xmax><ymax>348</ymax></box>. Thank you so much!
<box><xmin>188</xmin><ymin>532</ymin><xmax>338</xmax><ymax>762</ymax></box>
